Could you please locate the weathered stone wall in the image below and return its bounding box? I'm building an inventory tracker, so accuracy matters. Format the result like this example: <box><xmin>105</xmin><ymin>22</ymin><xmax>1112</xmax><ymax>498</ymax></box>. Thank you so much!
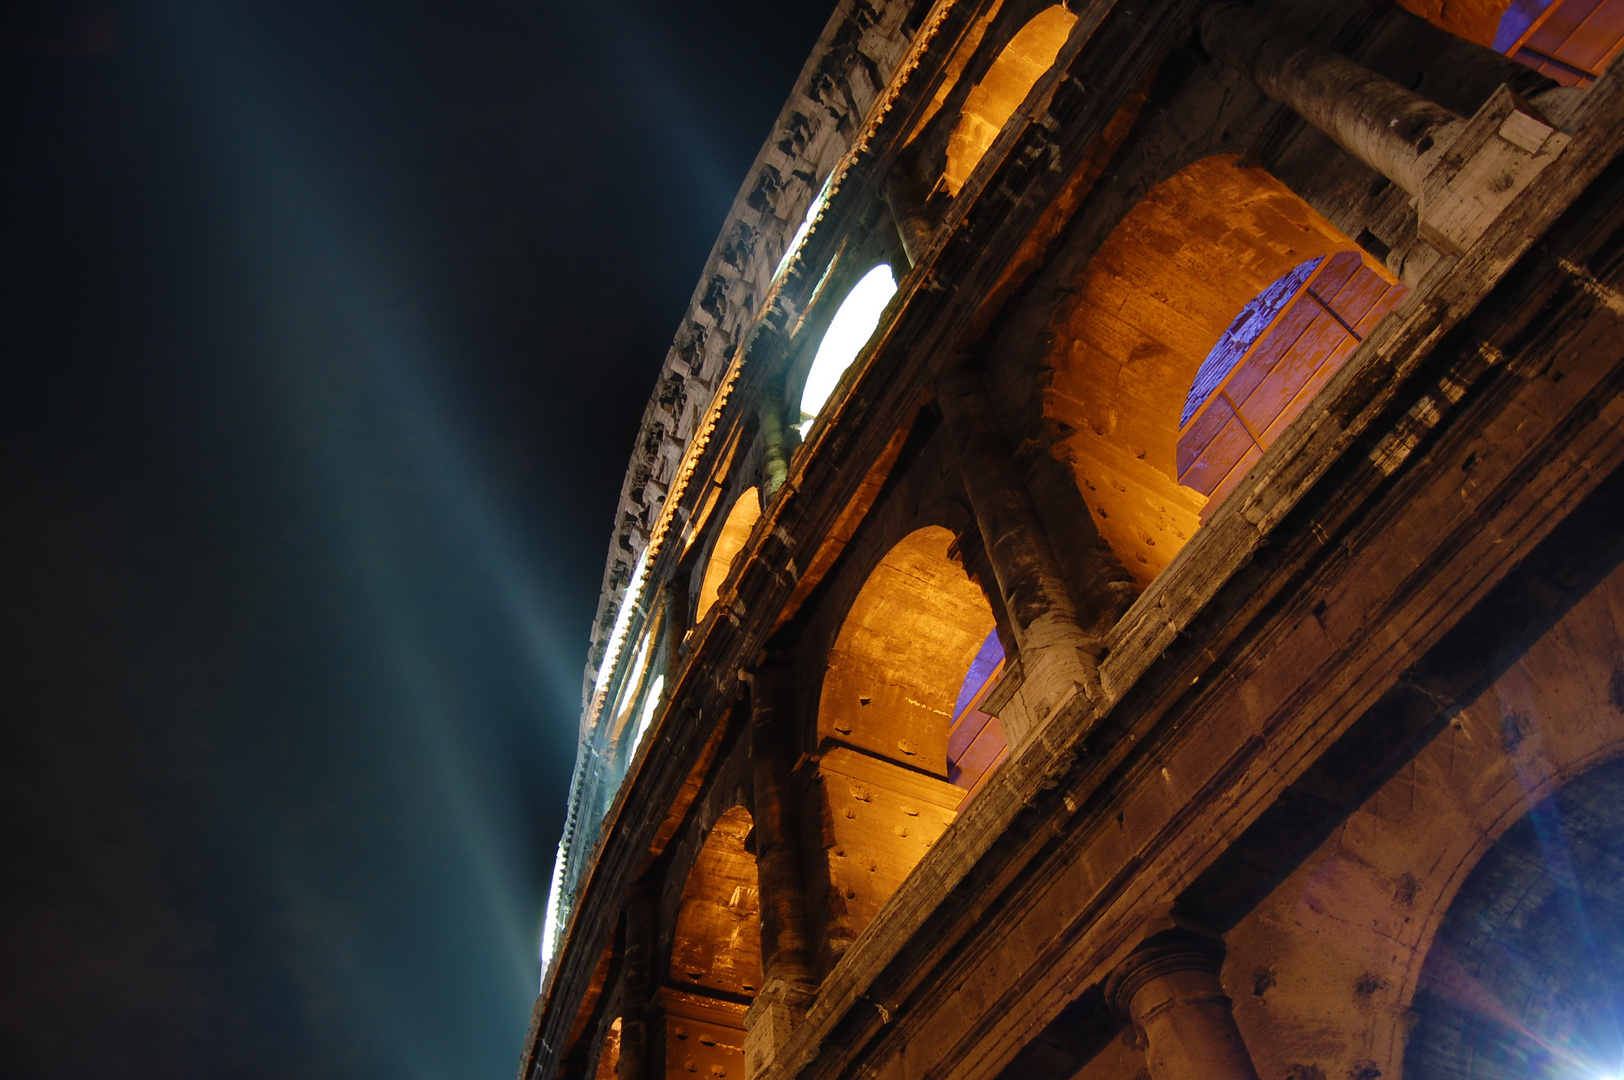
<box><xmin>1226</xmin><ymin>560</ymin><xmax>1624</xmax><ymax>1080</ymax></box>
<box><xmin>580</xmin><ymin>0</ymin><xmax>928</xmax><ymax>708</ymax></box>
<box><xmin>524</xmin><ymin>2</ymin><xmax>1624</xmax><ymax>1080</ymax></box>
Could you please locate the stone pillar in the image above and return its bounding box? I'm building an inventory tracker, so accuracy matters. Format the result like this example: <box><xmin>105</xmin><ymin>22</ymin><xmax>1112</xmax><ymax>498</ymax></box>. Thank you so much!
<box><xmin>884</xmin><ymin>167</ymin><xmax>933</xmax><ymax>268</ymax></box>
<box><xmin>1198</xmin><ymin>1</ymin><xmax>1461</xmax><ymax>196</ymax></box>
<box><xmin>762</xmin><ymin>402</ymin><xmax>790</xmax><ymax>501</ymax></box>
<box><xmin>663</xmin><ymin>573</ymin><xmax>691</xmax><ymax>661</ymax></box>
<box><xmin>618</xmin><ymin>887</ymin><xmax>658</xmax><ymax>1080</ymax></box>
<box><xmin>937</xmin><ymin>363</ymin><xmax>1101</xmax><ymax>739</ymax></box>
<box><xmin>742</xmin><ymin>665</ymin><xmax>817</xmax><ymax>1078</ymax></box>
<box><xmin>1105</xmin><ymin>929</ymin><xmax>1260</xmax><ymax>1080</ymax></box>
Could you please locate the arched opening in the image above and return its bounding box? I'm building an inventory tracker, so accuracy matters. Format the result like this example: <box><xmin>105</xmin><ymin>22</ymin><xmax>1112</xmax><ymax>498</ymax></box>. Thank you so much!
<box><xmin>665</xmin><ymin>806</ymin><xmax>757</xmax><ymax>1080</ymax></box>
<box><xmin>1215</xmin><ymin>563</ymin><xmax>1624</xmax><ymax>1080</ymax></box>
<box><xmin>669</xmin><ymin>806</ymin><xmax>761</xmax><ymax>998</ymax></box>
<box><xmin>696</xmin><ymin>488</ymin><xmax>761</xmax><ymax>623</ymax></box>
<box><xmin>819</xmin><ymin>526</ymin><xmax>998</xmax><ymax>776</ymax></box>
<box><xmin>1177</xmin><ymin>249</ymin><xmax>1406</xmax><ymax>512</ymax></box>
<box><xmin>942</xmin><ymin>5</ymin><xmax>1078</xmax><ymax>195</ymax></box>
<box><xmin>590</xmin><ymin>626</ymin><xmax>660</xmax><ymax>824</ymax></box>
<box><xmin>807</xmin><ymin>525</ymin><xmax>1006</xmax><ymax>971</ymax></box>
<box><xmin>797</xmin><ymin>264</ymin><xmax>898</xmax><ymax>437</ymax></box>
<box><xmin>946</xmin><ymin>630</ymin><xmax>1008</xmax><ymax>801</ymax></box>
<box><xmin>1496</xmin><ymin>0</ymin><xmax>1624</xmax><ymax>86</ymax></box>
<box><xmin>1045</xmin><ymin>154</ymin><xmax>1397</xmax><ymax>586</ymax></box>
<box><xmin>1406</xmin><ymin>756</ymin><xmax>1624</xmax><ymax>1080</ymax></box>
<box><xmin>593</xmin><ymin>1017</ymin><xmax>621</xmax><ymax>1080</ymax></box>
<box><xmin>605</xmin><ymin>617</ymin><xmax>667</xmax><ymax>769</ymax></box>
<box><xmin>634</xmin><ymin>674</ymin><xmax>664</xmax><ymax>750</ymax></box>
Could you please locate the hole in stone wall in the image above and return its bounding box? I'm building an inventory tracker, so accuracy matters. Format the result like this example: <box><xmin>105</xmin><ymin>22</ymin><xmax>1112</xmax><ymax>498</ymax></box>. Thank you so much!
<box><xmin>945</xmin><ymin>630</ymin><xmax>1009</xmax><ymax>804</ymax></box>
<box><xmin>1043</xmin><ymin>155</ymin><xmax>1401</xmax><ymax>587</ymax></box>
<box><xmin>1356</xmin><ymin>228</ymin><xmax>1393</xmax><ymax>262</ymax></box>
<box><xmin>798</xmin><ymin>265</ymin><xmax>898</xmax><ymax>437</ymax></box>
<box><xmin>1407</xmin><ymin>756</ymin><xmax>1624</xmax><ymax>1080</ymax></box>
<box><xmin>634</xmin><ymin>674</ymin><xmax>664</xmax><ymax>748</ymax></box>
<box><xmin>594</xmin><ymin>1018</ymin><xmax>622</xmax><ymax>1080</ymax></box>
<box><xmin>1176</xmin><ymin>250</ymin><xmax>1407</xmax><ymax>517</ymax></box>
<box><xmin>819</xmin><ymin>526</ymin><xmax>998</xmax><ymax>777</ymax></box>
<box><xmin>695</xmin><ymin>488</ymin><xmax>761</xmax><ymax>624</ymax></box>
<box><xmin>941</xmin><ymin>5</ymin><xmax>1078</xmax><ymax>195</ymax></box>
<box><xmin>669</xmin><ymin>806</ymin><xmax>762</xmax><ymax>1000</ymax></box>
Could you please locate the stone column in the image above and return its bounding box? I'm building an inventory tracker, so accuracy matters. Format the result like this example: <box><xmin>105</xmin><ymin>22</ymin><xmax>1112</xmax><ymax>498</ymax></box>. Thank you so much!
<box><xmin>617</xmin><ymin>887</ymin><xmax>658</xmax><ymax>1080</ymax></box>
<box><xmin>663</xmin><ymin>573</ymin><xmax>691</xmax><ymax>661</ymax></box>
<box><xmin>936</xmin><ymin>363</ymin><xmax>1101</xmax><ymax>737</ymax></box>
<box><xmin>742</xmin><ymin>665</ymin><xmax>817</xmax><ymax>1078</ymax></box>
<box><xmin>1105</xmin><ymin>929</ymin><xmax>1260</xmax><ymax>1080</ymax></box>
<box><xmin>762</xmin><ymin>401</ymin><xmax>790</xmax><ymax>501</ymax></box>
<box><xmin>884</xmin><ymin>167</ymin><xmax>933</xmax><ymax>268</ymax></box>
<box><xmin>1198</xmin><ymin>1</ymin><xmax>1461</xmax><ymax>196</ymax></box>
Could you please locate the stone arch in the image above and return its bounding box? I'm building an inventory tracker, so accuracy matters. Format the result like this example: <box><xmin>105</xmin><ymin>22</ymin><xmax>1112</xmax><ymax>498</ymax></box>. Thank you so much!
<box><xmin>668</xmin><ymin>805</ymin><xmax>761</xmax><ymax>999</ymax></box>
<box><xmin>1043</xmin><ymin>154</ymin><xmax>1377</xmax><ymax>586</ymax></box>
<box><xmin>1221</xmin><ymin>562</ymin><xmax>1624</xmax><ymax>1080</ymax></box>
<box><xmin>664</xmin><ymin>806</ymin><xmax>756</xmax><ymax>1080</ymax></box>
<box><xmin>696</xmin><ymin>488</ymin><xmax>761</xmax><ymax>624</ymax></box>
<box><xmin>942</xmin><ymin>4</ymin><xmax>1078</xmax><ymax>195</ymax></box>
<box><xmin>1405</xmin><ymin>756</ymin><xmax>1624</xmax><ymax>1080</ymax></box>
<box><xmin>794</xmin><ymin>263</ymin><xmax>899</xmax><ymax>436</ymax></box>
<box><xmin>592</xmin><ymin>1017</ymin><xmax>620</xmax><ymax>1080</ymax></box>
<box><xmin>818</xmin><ymin>525</ymin><xmax>998</xmax><ymax>777</ymax></box>
<box><xmin>798</xmin><ymin>516</ymin><xmax>1007</xmax><ymax>973</ymax></box>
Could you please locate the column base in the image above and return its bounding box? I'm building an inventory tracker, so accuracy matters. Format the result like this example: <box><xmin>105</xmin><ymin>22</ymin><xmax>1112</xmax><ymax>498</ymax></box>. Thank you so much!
<box><xmin>986</xmin><ymin>639</ymin><xmax>1103</xmax><ymax>750</ymax></box>
<box><xmin>742</xmin><ymin>979</ymin><xmax>817</xmax><ymax>1079</ymax></box>
<box><xmin>1418</xmin><ymin>85</ymin><xmax>1568</xmax><ymax>256</ymax></box>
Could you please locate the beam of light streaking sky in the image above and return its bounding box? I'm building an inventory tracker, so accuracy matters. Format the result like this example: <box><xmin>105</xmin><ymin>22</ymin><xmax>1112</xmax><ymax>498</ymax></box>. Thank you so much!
<box><xmin>579</xmin><ymin>0</ymin><xmax>744</xmax><ymax>218</ymax></box>
<box><xmin>152</xmin><ymin>1</ymin><xmax>576</xmax><ymax>1073</ymax></box>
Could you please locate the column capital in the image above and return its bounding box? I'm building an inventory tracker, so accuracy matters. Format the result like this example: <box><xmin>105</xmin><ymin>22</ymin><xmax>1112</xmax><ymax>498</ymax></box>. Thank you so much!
<box><xmin>1103</xmin><ymin>927</ymin><xmax>1258</xmax><ymax>1080</ymax></box>
<box><xmin>1105</xmin><ymin>927</ymin><xmax>1228</xmax><ymax>1022</ymax></box>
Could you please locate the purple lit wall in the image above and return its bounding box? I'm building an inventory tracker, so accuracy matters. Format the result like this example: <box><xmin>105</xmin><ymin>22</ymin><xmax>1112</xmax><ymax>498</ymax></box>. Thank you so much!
<box><xmin>1178</xmin><ymin>251</ymin><xmax>1407</xmax><ymax>511</ymax></box>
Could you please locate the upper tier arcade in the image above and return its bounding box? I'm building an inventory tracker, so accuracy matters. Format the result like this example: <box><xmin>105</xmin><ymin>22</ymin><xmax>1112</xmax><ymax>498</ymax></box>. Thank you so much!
<box><xmin>527</xmin><ymin>4</ymin><xmax>1624</xmax><ymax>1080</ymax></box>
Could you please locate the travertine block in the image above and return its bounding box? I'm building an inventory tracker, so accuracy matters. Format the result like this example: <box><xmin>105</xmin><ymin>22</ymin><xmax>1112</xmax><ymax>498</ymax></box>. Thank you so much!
<box><xmin>801</xmin><ymin>746</ymin><xmax>963</xmax><ymax>970</ymax></box>
<box><xmin>741</xmin><ymin>980</ymin><xmax>815</xmax><ymax>1079</ymax></box>
<box><xmin>664</xmin><ymin>990</ymin><xmax>747</xmax><ymax>1080</ymax></box>
<box><xmin>1419</xmin><ymin>85</ymin><xmax>1570</xmax><ymax>255</ymax></box>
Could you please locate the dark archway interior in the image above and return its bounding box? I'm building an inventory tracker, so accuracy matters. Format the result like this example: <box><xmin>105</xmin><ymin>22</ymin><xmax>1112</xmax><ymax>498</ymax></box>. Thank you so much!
<box><xmin>1408</xmin><ymin>756</ymin><xmax>1624</xmax><ymax>1080</ymax></box>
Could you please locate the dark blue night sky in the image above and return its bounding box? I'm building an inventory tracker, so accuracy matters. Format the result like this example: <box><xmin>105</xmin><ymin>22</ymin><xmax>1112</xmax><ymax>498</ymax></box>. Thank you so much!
<box><xmin>0</xmin><ymin>1</ymin><xmax>832</xmax><ymax>1076</ymax></box>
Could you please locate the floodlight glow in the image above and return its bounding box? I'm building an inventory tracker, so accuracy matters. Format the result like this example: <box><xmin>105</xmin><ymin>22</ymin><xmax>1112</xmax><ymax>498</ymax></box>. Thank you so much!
<box><xmin>539</xmin><ymin>839</ymin><xmax>568</xmax><ymax>983</ymax></box>
<box><xmin>798</xmin><ymin>264</ymin><xmax>898</xmax><ymax>436</ymax></box>
<box><xmin>634</xmin><ymin>674</ymin><xmax>666</xmax><ymax>748</ymax></box>
<box><xmin>773</xmin><ymin>172</ymin><xmax>838</xmax><ymax>283</ymax></box>
<box><xmin>588</xmin><ymin>548</ymin><xmax>649</xmax><ymax>720</ymax></box>
<box><xmin>615</xmin><ymin>631</ymin><xmax>652</xmax><ymax>722</ymax></box>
